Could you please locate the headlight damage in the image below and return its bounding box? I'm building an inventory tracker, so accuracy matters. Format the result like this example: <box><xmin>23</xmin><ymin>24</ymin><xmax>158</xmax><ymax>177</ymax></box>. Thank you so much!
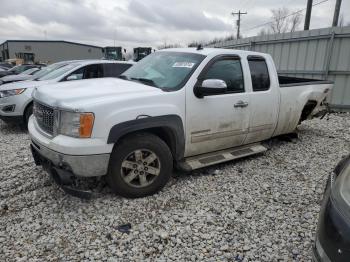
<box><xmin>0</xmin><ymin>88</ymin><xmax>26</xmax><ymax>98</ymax></box>
<box><xmin>59</xmin><ymin>111</ymin><xmax>94</xmax><ymax>138</ymax></box>
<box><xmin>33</xmin><ymin>102</ymin><xmax>94</xmax><ymax>138</ymax></box>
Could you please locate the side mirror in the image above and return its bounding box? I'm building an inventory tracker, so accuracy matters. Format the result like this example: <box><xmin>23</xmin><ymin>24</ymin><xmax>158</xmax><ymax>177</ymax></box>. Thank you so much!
<box><xmin>195</xmin><ymin>79</ymin><xmax>227</xmax><ymax>98</ymax></box>
<box><xmin>66</xmin><ymin>75</ymin><xmax>78</xmax><ymax>81</ymax></box>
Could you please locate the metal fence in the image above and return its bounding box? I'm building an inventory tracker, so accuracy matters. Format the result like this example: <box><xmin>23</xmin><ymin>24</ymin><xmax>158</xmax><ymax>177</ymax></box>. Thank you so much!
<box><xmin>207</xmin><ymin>26</ymin><xmax>350</xmax><ymax>110</ymax></box>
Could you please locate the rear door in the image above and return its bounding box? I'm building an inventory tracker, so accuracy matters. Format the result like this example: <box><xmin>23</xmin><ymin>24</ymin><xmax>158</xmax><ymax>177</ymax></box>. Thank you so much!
<box><xmin>244</xmin><ymin>56</ymin><xmax>279</xmax><ymax>144</ymax></box>
<box><xmin>185</xmin><ymin>55</ymin><xmax>251</xmax><ymax>157</ymax></box>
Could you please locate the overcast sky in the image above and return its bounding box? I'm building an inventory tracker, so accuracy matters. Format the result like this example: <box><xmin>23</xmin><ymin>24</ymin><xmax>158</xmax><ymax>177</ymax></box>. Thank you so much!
<box><xmin>0</xmin><ymin>0</ymin><xmax>349</xmax><ymax>49</ymax></box>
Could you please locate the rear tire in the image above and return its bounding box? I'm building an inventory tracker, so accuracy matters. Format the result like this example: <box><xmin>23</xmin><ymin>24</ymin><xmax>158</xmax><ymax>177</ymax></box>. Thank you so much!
<box><xmin>107</xmin><ymin>133</ymin><xmax>173</xmax><ymax>198</ymax></box>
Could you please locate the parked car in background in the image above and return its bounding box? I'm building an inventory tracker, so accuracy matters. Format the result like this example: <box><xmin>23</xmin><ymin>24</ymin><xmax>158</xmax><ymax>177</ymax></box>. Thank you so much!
<box><xmin>0</xmin><ymin>66</ymin><xmax>10</xmax><ymax>71</ymax></box>
<box><xmin>0</xmin><ymin>62</ymin><xmax>13</xmax><ymax>69</ymax></box>
<box><xmin>30</xmin><ymin>61</ymin><xmax>76</xmax><ymax>80</ymax></box>
<box><xmin>28</xmin><ymin>48</ymin><xmax>333</xmax><ymax>198</ymax></box>
<box><xmin>19</xmin><ymin>67</ymin><xmax>41</xmax><ymax>75</ymax></box>
<box><xmin>133</xmin><ymin>47</ymin><xmax>152</xmax><ymax>61</ymax></box>
<box><xmin>0</xmin><ymin>67</ymin><xmax>42</xmax><ymax>85</ymax></box>
<box><xmin>313</xmin><ymin>154</ymin><xmax>350</xmax><ymax>262</ymax></box>
<box><xmin>0</xmin><ymin>64</ymin><xmax>42</xmax><ymax>78</ymax></box>
<box><xmin>0</xmin><ymin>60</ymin><xmax>134</xmax><ymax>125</ymax></box>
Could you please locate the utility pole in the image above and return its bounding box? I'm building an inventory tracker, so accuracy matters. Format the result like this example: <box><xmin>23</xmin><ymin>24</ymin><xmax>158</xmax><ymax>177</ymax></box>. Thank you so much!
<box><xmin>332</xmin><ymin>0</ymin><xmax>342</xmax><ymax>27</ymax></box>
<box><xmin>232</xmin><ymin>10</ymin><xmax>247</xmax><ymax>39</ymax></box>
<box><xmin>304</xmin><ymin>0</ymin><xmax>313</xmax><ymax>30</ymax></box>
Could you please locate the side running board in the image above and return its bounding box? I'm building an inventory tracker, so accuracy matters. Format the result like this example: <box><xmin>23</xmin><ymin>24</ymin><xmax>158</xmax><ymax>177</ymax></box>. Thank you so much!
<box><xmin>182</xmin><ymin>143</ymin><xmax>267</xmax><ymax>170</ymax></box>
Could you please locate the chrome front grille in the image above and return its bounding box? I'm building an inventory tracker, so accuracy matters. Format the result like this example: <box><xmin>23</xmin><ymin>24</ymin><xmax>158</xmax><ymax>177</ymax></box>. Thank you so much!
<box><xmin>33</xmin><ymin>102</ymin><xmax>54</xmax><ymax>135</ymax></box>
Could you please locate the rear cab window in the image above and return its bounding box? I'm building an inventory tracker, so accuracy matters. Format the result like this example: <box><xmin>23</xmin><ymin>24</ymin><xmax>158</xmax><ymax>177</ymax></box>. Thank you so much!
<box><xmin>247</xmin><ymin>56</ymin><xmax>270</xmax><ymax>92</ymax></box>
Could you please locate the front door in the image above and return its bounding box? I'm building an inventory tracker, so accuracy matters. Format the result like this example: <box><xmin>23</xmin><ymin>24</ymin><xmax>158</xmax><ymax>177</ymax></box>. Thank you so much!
<box><xmin>185</xmin><ymin>55</ymin><xmax>250</xmax><ymax>157</ymax></box>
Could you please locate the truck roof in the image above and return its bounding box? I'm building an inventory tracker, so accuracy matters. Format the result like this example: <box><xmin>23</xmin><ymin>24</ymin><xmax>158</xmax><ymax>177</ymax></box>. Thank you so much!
<box><xmin>159</xmin><ymin>47</ymin><xmax>269</xmax><ymax>58</ymax></box>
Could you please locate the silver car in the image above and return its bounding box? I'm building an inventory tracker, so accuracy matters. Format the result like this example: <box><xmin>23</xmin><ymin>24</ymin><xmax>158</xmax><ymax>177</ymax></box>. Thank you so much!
<box><xmin>0</xmin><ymin>67</ymin><xmax>42</xmax><ymax>85</ymax></box>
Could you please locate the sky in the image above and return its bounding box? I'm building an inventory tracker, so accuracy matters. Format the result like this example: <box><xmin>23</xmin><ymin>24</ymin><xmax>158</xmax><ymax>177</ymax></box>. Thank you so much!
<box><xmin>0</xmin><ymin>0</ymin><xmax>349</xmax><ymax>50</ymax></box>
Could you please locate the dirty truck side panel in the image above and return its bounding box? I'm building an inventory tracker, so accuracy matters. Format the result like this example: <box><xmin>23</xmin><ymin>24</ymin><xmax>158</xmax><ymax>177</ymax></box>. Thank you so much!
<box><xmin>184</xmin><ymin>53</ymin><xmax>252</xmax><ymax>157</ymax></box>
<box><xmin>273</xmin><ymin>83</ymin><xmax>332</xmax><ymax>136</ymax></box>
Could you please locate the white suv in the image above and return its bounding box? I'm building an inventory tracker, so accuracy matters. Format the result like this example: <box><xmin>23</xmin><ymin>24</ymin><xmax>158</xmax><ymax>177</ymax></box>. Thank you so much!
<box><xmin>0</xmin><ymin>60</ymin><xmax>134</xmax><ymax>125</ymax></box>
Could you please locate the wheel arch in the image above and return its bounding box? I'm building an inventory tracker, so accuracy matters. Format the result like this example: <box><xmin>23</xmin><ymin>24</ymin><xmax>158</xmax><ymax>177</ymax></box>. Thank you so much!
<box><xmin>300</xmin><ymin>100</ymin><xmax>318</xmax><ymax>122</ymax></box>
<box><xmin>107</xmin><ymin>115</ymin><xmax>185</xmax><ymax>161</ymax></box>
<box><xmin>23</xmin><ymin>100</ymin><xmax>34</xmax><ymax>122</ymax></box>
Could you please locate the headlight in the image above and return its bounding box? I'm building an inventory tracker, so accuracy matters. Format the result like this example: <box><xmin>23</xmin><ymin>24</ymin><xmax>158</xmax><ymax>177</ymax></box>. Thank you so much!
<box><xmin>58</xmin><ymin>111</ymin><xmax>94</xmax><ymax>138</ymax></box>
<box><xmin>0</xmin><ymin>88</ymin><xmax>26</xmax><ymax>98</ymax></box>
<box><xmin>331</xmin><ymin>157</ymin><xmax>350</xmax><ymax>219</ymax></box>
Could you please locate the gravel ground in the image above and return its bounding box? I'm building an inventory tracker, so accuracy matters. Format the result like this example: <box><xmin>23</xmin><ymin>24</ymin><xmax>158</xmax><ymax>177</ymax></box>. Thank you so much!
<box><xmin>0</xmin><ymin>113</ymin><xmax>349</xmax><ymax>262</ymax></box>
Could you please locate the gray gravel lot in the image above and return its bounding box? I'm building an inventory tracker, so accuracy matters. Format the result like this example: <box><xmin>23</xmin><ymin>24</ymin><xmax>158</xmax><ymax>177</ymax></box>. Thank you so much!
<box><xmin>0</xmin><ymin>114</ymin><xmax>349</xmax><ymax>261</ymax></box>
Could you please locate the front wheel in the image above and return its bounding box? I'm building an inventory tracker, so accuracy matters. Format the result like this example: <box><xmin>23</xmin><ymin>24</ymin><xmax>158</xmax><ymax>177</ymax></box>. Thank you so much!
<box><xmin>107</xmin><ymin>133</ymin><xmax>173</xmax><ymax>198</ymax></box>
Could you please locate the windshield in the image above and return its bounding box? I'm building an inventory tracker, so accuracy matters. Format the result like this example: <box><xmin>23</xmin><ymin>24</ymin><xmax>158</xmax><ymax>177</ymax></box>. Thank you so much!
<box><xmin>33</xmin><ymin>62</ymin><xmax>71</xmax><ymax>79</ymax></box>
<box><xmin>121</xmin><ymin>51</ymin><xmax>205</xmax><ymax>90</ymax></box>
<box><xmin>38</xmin><ymin>63</ymin><xmax>80</xmax><ymax>81</ymax></box>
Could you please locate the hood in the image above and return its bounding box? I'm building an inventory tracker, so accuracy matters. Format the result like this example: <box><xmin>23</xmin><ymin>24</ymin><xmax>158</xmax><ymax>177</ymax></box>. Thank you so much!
<box><xmin>33</xmin><ymin>78</ymin><xmax>162</xmax><ymax>109</ymax></box>
<box><xmin>0</xmin><ymin>79</ymin><xmax>51</xmax><ymax>91</ymax></box>
<box><xmin>1</xmin><ymin>74</ymin><xmax>34</xmax><ymax>83</ymax></box>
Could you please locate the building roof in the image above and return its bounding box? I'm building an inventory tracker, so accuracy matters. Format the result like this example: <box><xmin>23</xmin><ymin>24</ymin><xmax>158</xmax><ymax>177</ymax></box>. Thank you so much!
<box><xmin>0</xmin><ymin>40</ymin><xmax>102</xmax><ymax>49</ymax></box>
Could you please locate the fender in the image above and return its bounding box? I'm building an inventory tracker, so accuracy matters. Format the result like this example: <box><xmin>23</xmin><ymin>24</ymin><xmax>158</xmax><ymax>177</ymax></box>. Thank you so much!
<box><xmin>107</xmin><ymin>115</ymin><xmax>185</xmax><ymax>160</ymax></box>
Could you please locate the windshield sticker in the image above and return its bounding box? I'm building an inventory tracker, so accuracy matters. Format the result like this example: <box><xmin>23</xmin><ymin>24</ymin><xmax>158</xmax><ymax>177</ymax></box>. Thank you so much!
<box><xmin>172</xmin><ymin>62</ymin><xmax>195</xmax><ymax>68</ymax></box>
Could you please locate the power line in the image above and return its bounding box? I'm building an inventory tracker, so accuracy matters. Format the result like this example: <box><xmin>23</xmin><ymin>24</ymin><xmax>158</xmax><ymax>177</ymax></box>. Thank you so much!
<box><xmin>232</xmin><ymin>10</ymin><xmax>248</xmax><ymax>39</ymax></box>
<box><xmin>304</xmin><ymin>0</ymin><xmax>313</xmax><ymax>30</ymax></box>
<box><xmin>243</xmin><ymin>0</ymin><xmax>329</xmax><ymax>32</ymax></box>
<box><xmin>332</xmin><ymin>0</ymin><xmax>343</xmax><ymax>26</ymax></box>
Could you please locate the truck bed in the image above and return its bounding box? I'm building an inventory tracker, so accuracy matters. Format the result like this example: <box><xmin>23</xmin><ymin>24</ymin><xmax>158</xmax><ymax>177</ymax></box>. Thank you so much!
<box><xmin>278</xmin><ymin>75</ymin><xmax>333</xmax><ymax>87</ymax></box>
<box><xmin>274</xmin><ymin>78</ymin><xmax>333</xmax><ymax>137</ymax></box>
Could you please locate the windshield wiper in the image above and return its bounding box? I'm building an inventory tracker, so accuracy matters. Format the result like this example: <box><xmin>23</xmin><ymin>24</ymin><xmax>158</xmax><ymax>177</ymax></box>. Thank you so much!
<box><xmin>130</xmin><ymin>77</ymin><xmax>157</xmax><ymax>87</ymax></box>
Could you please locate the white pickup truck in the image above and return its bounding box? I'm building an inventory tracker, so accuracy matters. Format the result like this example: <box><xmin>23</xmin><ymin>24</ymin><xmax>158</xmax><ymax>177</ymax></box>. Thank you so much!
<box><xmin>29</xmin><ymin>48</ymin><xmax>333</xmax><ymax>198</ymax></box>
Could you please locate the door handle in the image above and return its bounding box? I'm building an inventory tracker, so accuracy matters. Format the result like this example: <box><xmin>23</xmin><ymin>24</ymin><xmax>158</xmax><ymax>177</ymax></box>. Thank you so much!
<box><xmin>234</xmin><ymin>101</ymin><xmax>249</xmax><ymax>108</ymax></box>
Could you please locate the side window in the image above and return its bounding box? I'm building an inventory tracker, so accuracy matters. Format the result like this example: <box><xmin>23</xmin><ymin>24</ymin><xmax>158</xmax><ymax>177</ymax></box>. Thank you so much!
<box><xmin>65</xmin><ymin>67</ymin><xmax>84</xmax><ymax>81</ymax></box>
<box><xmin>103</xmin><ymin>63</ymin><xmax>132</xmax><ymax>77</ymax></box>
<box><xmin>203</xmin><ymin>58</ymin><xmax>244</xmax><ymax>93</ymax></box>
<box><xmin>248</xmin><ymin>57</ymin><xmax>270</xmax><ymax>91</ymax></box>
<box><xmin>83</xmin><ymin>64</ymin><xmax>103</xmax><ymax>79</ymax></box>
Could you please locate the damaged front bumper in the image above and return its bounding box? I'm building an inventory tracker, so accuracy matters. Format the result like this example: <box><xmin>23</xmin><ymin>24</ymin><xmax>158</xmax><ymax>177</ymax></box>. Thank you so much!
<box><xmin>30</xmin><ymin>140</ymin><xmax>110</xmax><ymax>198</ymax></box>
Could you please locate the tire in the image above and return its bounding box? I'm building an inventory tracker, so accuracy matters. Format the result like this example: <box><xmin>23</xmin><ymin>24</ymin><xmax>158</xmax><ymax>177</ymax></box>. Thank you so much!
<box><xmin>107</xmin><ymin>133</ymin><xmax>173</xmax><ymax>198</ymax></box>
<box><xmin>24</xmin><ymin>104</ymin><xmax>33</xmax><ymax>127</ymax></box>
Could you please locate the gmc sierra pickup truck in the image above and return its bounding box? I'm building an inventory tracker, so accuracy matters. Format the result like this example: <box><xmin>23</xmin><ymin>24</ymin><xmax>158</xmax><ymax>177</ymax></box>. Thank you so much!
<box><xmin>28</xmin><ymin>48</ymin><xmax>333</xmax><ymax>198</ymax></box>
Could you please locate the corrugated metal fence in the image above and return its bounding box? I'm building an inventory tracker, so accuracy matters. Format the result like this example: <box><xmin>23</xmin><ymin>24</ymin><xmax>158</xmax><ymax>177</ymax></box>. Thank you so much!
<box><xmin>207</xmin><ymin>26</ymin><xmax>350</xmax><ymax>110</ymax></box>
